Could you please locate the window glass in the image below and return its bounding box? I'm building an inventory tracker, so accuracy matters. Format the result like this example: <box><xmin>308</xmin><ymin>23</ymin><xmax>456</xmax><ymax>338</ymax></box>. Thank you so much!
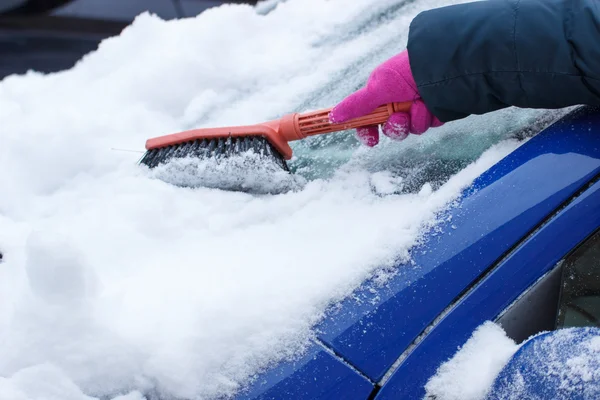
<box><xmin>556</xmin><ymin>229</ymin><xmax>600</xmax><ymax>328</ymax></box>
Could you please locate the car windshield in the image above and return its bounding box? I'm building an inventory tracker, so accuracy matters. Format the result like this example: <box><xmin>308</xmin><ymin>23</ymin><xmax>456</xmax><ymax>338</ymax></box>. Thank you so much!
<box><xmin>0</xmin><ymin>1</ymin><xmax>571</xmax><ymax>399</ymax></box>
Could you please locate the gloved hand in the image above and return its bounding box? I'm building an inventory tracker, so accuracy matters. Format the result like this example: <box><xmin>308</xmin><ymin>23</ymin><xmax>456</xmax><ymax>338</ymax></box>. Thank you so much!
<box><xmin>329</xmin><ymin>50</ymin><xmax>443</xmax><ymax>146</ymax></box>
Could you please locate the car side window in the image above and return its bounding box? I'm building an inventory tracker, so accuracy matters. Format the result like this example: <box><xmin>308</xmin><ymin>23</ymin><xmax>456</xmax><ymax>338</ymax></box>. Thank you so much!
<box><xmin>556</xmin><ymin>228</ymin><xmax>600</xmax><ymax>328</ymax></box>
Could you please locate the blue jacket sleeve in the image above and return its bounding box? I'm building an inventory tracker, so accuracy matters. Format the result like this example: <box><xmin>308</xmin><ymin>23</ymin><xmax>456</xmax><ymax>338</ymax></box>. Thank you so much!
<box><xmin>407</xmin><ymin>0</ymin><xmax>600</xmax><ymax>122</ymax></box>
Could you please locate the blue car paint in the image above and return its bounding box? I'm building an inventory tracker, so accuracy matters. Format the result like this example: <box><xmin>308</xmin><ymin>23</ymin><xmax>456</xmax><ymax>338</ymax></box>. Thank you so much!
<box><xmin>240</xmin><ymin>106</ymin><xmax>600</xmax><ymax>400</ymax></box>
<box><xmin>315</xmin><ymin>106</ymin><xmax>600</xmax><ymax>382</ymax></box>
<box><xmin>235</xmin><ymin>341</ymin><xmax>373</xmax><ymax>400</ymax></box>
<box><xmin>376</xmin><ymin>134</ymin><xmax>600</xmax><ymax>398</ymax></box>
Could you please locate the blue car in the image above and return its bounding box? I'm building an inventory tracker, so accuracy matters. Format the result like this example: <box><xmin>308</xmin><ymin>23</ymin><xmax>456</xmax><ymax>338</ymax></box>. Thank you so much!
<box><xmin>235</xmin><ymin>105</ymin><xmax>600</xmax><ymax>399</ymax></box>
<box><xmin>5</xmin><ymin>2</ymin><xmax>598</xmax><ymax>398</ymax></box>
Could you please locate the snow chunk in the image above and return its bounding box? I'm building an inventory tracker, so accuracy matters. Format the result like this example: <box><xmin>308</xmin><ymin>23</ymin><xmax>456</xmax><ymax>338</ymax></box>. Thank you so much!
<box><xmin>424</xmin><ymin>321</ymin><xmax>519</xmax><ymax>400</ymax></box>
<box><xmin>369</xmin><ymin>171</ymin><xmax>404</xmax><ymax>195</ymax></box>
<box><xmin>148</xmin><ymin>152</ymin><xmax>305</xmax><ymax>194</ymax></box>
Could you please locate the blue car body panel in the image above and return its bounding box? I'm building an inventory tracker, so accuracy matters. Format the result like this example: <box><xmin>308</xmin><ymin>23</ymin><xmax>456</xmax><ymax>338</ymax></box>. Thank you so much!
<box><xmin>315</xmin><ymin>106</ymin><xmax>600</xmax><ymax>381</ymax></box>
<box><xmin>377</xmin><ymin>139</ymin><xmax>600</xmax><ymax>398</ymax></box>
<box><xmin>239</xmin><ymin>107</ymin><xmax>600</xmax><ymax>399</ymax></box>
<box><xmin>235</xmin><ymin>341</ymin><xmax>373</xmax><ymax>400</ymax></box>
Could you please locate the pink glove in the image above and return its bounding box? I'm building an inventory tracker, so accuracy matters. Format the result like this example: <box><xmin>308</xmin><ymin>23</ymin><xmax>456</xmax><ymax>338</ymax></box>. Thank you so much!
<box><xmin>329</xmin><ymin>50</ymin><xmax>443</xmax><ymax>146</ymax></box>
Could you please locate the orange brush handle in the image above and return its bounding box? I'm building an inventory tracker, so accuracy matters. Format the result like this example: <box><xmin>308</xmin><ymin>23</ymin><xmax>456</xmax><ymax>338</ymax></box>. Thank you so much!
<box><xmin>145</xmin><ymin>102</ymin><xmax>412</xmax><ymax>161</ymax></box>
<box><xmin>279</xmin><ymin>101</ymin><xmax>412</xmax><ymax>141</ymax></box>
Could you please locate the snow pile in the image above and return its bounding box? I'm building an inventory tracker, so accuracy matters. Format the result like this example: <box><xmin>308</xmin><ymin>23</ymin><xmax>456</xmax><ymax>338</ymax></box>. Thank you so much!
<box><xmin>0</xmin><ymin>144</ymin><xmax>518</xmax><ymax>400</ymax></box>
<box><xmin>424</xmin><ymin>322</ymin><xmax>520</xmax><ymax>400</ymax></box>
<box><xmin>0</xmin><ymin>0</ymin><xmax>558</xmax><ymax>399</ymax></box>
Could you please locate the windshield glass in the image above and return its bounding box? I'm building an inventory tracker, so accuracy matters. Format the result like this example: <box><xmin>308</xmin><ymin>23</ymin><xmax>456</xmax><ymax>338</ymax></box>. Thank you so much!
<box><xmin>0</xmin><ymin>1</ymin><xmax>570</xmax><ymax>399</ymax></box>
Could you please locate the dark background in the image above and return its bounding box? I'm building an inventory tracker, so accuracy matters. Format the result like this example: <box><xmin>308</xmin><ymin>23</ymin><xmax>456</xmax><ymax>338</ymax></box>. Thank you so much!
<box><xmin>0</xmin><ymin>0</ymin><xmax>259</xmax><ymax>79</ymax></box>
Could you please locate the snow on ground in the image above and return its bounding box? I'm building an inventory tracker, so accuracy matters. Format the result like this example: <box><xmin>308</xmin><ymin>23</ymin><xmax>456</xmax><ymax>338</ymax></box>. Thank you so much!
<box><xmin>0</xmin><ymin>0</ymin><xmax>566</xmax><ymax>399</ymax></box>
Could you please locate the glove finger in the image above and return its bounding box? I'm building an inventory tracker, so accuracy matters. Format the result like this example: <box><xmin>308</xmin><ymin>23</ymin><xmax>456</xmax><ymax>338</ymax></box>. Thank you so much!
<box><xmin>431</xmin><ymin>116</ymin><xmax>444</xmax><ymax>128</ymax></box>
<box><xmin>329</xmin><ymin>88</ymin><xmax>378</xmax><ymax>123</ymax></box>
<box><xmin>409</xmin><ymin>99</ymin><xmax>433</xmax><ymax>135</ymax></box>
<box><xmin>356</xmin><ymin>125</ymin><xmax>379</xmax><ymax>147</ymax></box>
<box><xmin>382</xmin><ymin>112</ymin><xmax>410</xmax><ymax>141</ymax></box>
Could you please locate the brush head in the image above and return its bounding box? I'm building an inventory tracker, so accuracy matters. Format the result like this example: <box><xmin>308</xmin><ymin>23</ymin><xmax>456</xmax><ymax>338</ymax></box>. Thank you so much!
<box><xmin>139</xmin><ymin>119</ymin><xmax>297</xmax><ymax>193</ymax></box>
<box><xmin>139</xmin><ymin>135</ymin><xmax>289</xmax><ymax>172</ymax></box>
<box><xmin>140</xmin><ymin>136</ymin><xmax>304</xmax><ymax>194</ymax></box>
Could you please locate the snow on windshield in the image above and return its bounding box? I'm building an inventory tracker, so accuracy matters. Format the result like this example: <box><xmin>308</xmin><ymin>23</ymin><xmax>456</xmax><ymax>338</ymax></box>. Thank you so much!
<box><xmin>0</xmin><ymin>0</ymin><xmax>566</xmax><ymax>399</ymax></box>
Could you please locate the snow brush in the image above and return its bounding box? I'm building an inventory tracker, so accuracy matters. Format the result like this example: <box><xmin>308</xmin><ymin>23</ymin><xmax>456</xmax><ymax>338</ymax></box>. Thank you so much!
<box><xmin>139</xmin><ymin>101</ymin><xmax>411</xmax><ymax>171</ymax></box>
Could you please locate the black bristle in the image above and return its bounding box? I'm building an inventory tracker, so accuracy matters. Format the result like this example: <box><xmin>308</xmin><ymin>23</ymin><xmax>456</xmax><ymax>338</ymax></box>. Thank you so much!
<box><xmin>227</xmin><ymin>137</ymin><xmax>237</xmax><ymax>157</ymax></box>
<box><xmin>196</xmin><ymin>139</ymin><xmax>210</xmax><ymax>157</ymax></box>
<box><xmin>162</xmin><ymin>146</ymin><xmax>178</xmax><ymax>162</ymax></box>
<box><xmin>139</xmin><ymin>136</ymin><xmax>289</xmax><ymax>172</ymax></box>
<box><xmin>188</xmin><ymin>140</ymin><xmax>201</xmax><ymax>156</ymax></box>
<box><xmin>218</xmin><ymin>138</ymin><xmax>229</xmax><ymax>158</ymax></box>
<box><xmin>240</xmin><ymin>137</ymin><xmax>250</xmax><ymax>153</ymax></box>
<box><xmin>151</xmin><ymin>146</ymin><xmax>170</xmax><ymax>168</ymax></box>
<box><xmin>232</xmin><ymin>137</ymin><xmax>241</xmax><ymax>155</ymax></box>
<box><xmin>214</xmin><ymin>138</ymin><xmax>227</xmax><ymax>158</ymax></box>
<box><xmin>253</xmin><ymin>138</ymin><xmax>263</xmax><ymax>154</ymax></box>
<box><xmin>206</xmin><ymin>138</ymin><xmax>218</xmax><ymax>156</ymax></box>
<box><xmin>171</xmin><ymin>143</ymin><xmax>186</xmax><ymax>159</ymax></box>
<box><xmin>139</xmin><ymin>148</ymin><xmax>158</xmax><ymax>166</ymax></box>
<box><xmin>173</xmin><ymin>142</ymin><xmax>194</xmax><ymax>158</ymax></box>
<box><xmin>145</xmin><ymin>148</ymin><xmax>161</xmax><ymax>168</ymax></box>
